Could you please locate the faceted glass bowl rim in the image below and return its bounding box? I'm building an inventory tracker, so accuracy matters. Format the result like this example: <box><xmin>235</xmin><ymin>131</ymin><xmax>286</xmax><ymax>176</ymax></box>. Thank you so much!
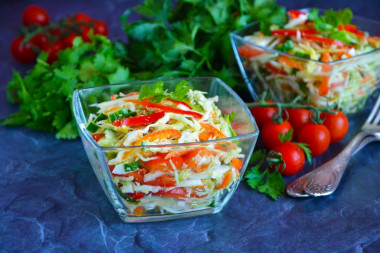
<box><xmin>73</xmin><ymin>77</ymin><xmax>260</xmax><ymax>151</ymax></box>
<box><xmin>230</xmin><ymin>8</ymin><xmax>380</xmax><ymax>65</ymax></box>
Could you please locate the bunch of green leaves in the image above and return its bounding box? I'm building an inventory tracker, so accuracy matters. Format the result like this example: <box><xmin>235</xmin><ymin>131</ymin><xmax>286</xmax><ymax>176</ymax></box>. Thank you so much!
<box><xmin>120</xmin><ymin>0</ymin><xmax>285</xmax><ymax>88</ymax></box>
<box><xmin>308</xmin><ymin>8</ymin><xmax>358</xmax><ymax>45</ymax></box>
<box><xmin>245</xmin><ymin>149</ymin><xmax>285</xmax><ymax>200</ymax></box>
<box><xmin>2</xmin><ymin>36</ymin><xmax>130</xmax><ymax>139</ymax></box>
<box><xmin>139</xmin><ymin>80</ymin><xmax>191</xmax><ymax>102</ymax></box>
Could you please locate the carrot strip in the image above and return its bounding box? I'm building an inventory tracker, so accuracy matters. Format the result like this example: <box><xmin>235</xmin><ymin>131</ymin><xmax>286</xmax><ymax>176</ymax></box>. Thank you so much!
<box><xmin>215</xmin><ymin>171</ymin><xmax>232</xmax><ymax>190</ymax></box>
<box><xmin>134</xmin><ymin>129</ymin><xmax>182</xmax><ymax>146</ymax></box>
<box><xmin>278</xmin><ymin>56</ymin><xmax>304</xmax><ymax>70</ymax></box>
<box><xmin>361</xmin><ymin>75</ymin><xmax>373</xmax><ymax>83</ymax></box>
<box><xmin>111</xmin><ymin>94</ymin><xmax>118</xmax><ymax>100</ymax></box>
<box><xmin>319</xmin><ymin>52</ymin><xmax>332</xmax><ymax>96</ymax></box>
<box><xmin>200</xmin><ymin>123</ymin><xmax>226</xmax><ymax>139</ymax></box>
<box><xmin>123</xmin><ymin>99</ymin><xmax>139</xmax><ymax>103</ymax></box>
<box><xmin>231</xmin><ymin>157</ymin><xmax>243</xmax><ymax>170</ymax></box>
<box><xmin>133</xmin><ymin>206</ymin><xmax>146</xmax><ymax>215</ymax></box>
<box><xmin>165</xmin><ymin>149</ymin><xmax>192</xmax><ymax>160</ymax></box>
<box><xmin>105</xmin><ymin>106</ymin><xmax>122</xmax><ymax>114</ymax></box>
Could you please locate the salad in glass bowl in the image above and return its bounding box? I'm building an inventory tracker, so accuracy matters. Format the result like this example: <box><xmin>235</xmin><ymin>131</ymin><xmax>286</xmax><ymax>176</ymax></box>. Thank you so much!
<box><xmin>73</xmin><ymin>77</ymin><xmax>258</xmax><ymax>222</ymax></box>
<box><xmin>231</xmin><ymin>8</ymin><xmax>380</xmax><ymax>114</ymax></box>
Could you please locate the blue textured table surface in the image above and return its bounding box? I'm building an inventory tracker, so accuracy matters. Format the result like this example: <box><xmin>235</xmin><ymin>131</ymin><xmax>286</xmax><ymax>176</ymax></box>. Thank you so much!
<box><xmin>1</xmin><ymin>1</ymin><xmax>380</xmax><ymax>252</ymax></box>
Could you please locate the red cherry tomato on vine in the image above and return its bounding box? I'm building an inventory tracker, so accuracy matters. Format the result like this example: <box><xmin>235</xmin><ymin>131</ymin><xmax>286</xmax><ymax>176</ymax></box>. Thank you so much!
<box><xmin>42</xmin><ymin>41</ymin><xmax>65</xmax><ymax>63</ymax></box>
<box><xmin>30</xmin><ymin>33</ymin><xmax>49</xmax><ymax>48</ymax></box>
<box><xmin>74</xmin><ymin>13</ymin><xmax>92</xmax><ymax>23</ymax></box>
<box><xmin>94</xmin><ymin>20</ymin><xmax>109</xmax><ymax>36</ymax></box>
<box><xmin>261</xmin><ymin>120</ymin><xmax>294</xmax><ymax>150</ymax></box>
<box><xmin>63</xmin><ymin>33</ymin><xmax>79</xmax><ymax>48</ymax></box>
<box><xmin>271</xmin><ymin>142</ymin><xmax>305</xmax><ymax>176</ymax></box>
<box><xmin>323</xmin><ymin>110</ymin><xmax>349</xmax><ymax>143</ymax></box>
<box><xmin>48</xmin><ymin>28</ymin><xmax>63</xmax><ymax>38</ymax></box>
<box><xmin>297</xmin><ymin>123</ymin><xmax>330</xmax><ymax>156</ymax></box>
<box><xmin>10</xmin><ymin>36</ymin><xmax>37</xmax><ymax>63</ymax></box>
<box><xmin>80</xmin><ymin>26</ymin><xmax>92</xmax><ymax>42</ymax></box>
<box><xmin>250</xmin><ymin>101</ymin><xmax>278</xmax><ymax>130</ymax></box>
<box><xmin>287</xmin><ymin>108</ymin><xmax>311</xmax><ymax>135</ymax></box>
<box><xmin>22</xmin><ymin>5</ymin><xmax>50</xmax><ymax>26</ymax></box>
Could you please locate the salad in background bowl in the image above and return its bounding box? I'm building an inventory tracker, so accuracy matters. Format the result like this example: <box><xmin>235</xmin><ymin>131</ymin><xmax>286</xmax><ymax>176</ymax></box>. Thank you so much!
<box><xmin>231</xmin><ymin>8</ymin><xmax>380</xmax><ymax>114</ymax></box>
<box><xmin>73</xmin><ymin>77</ymin><xmax>259</xmax><ymax>222</ymax></box>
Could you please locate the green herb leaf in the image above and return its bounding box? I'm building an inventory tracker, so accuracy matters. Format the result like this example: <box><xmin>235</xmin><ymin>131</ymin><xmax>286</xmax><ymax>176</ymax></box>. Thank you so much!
<box><xmin>124</xmin><ymin>161</ymin><xmax>141</xmax><ymax>172</ymax></box>
<box><xmin>276</xmin><ymin>40</ymin><xmax>293</xmax><ymax>52</ymax></box>
<box><xmin>256</xmin><ymin>169</ymin><xmax>285</xmax><ymax>200</ymax></box>
<box><xmin>296</xmin><ymin>142</ymin><xmax>312</xmax><ymax>164</ymax></box>
<box><xmin>279</xmin><ymin>128</ymin><xmax>293</xmax><ymax>143</ymax></box>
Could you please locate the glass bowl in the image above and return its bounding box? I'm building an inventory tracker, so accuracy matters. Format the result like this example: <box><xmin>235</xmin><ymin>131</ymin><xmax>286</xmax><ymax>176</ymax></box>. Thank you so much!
<box><xmin>73</xmin><ymin>77</ymin><xmax>259</xmax><ymax>223</ymax></box>
<box><xmin>230</xmin><ymin>12</ymin><xmax>380</xmax><ymax>114</ymax></box>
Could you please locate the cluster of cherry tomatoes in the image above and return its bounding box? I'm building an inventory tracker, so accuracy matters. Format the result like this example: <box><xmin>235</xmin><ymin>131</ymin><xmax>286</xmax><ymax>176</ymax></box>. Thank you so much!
<box><xmin>250</xmin><ymin>101</ymin><xmax>349</xmax><ymax>176</ymax></box>
<box><xmin>10</xmin><ymin>5</ymin><xmax>109</xmax><ymax>64</ymax></box>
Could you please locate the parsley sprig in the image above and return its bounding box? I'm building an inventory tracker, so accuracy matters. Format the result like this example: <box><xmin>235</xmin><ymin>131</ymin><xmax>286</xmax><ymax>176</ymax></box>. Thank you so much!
<box><xmin>2</xmin><ymin>36</ymin><xmax>130</xmax><ymax>139</ymax></box>
<box><xmin>139</xmin><ymin>80</ymin><xmax>191</xmax><ymax>102</ymax></box>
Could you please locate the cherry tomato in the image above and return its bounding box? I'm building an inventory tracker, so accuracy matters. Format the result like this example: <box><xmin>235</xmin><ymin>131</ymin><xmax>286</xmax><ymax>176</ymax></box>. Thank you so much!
<box><xmin>297</xmin><ymin>123</ymin><xmax>330</xmax><ymax>156</ymax></box>
<box><xmin>261</xmin><ymin>120</ymin><xmax>293</xmax><ymax>150</ymax></box>
<box><xmin>30</xmin><ymin>33</ymin><xmax>49</xmax><ymax>48</ymax></box>
<box><xmin>80</xmin><ymin>26</ymin><xmax>92</xmax><ymax>42</ymax></box>
<box><xmin>323</xmin><ymin>110</ymin><xmax>349</xmax><ymax>143</ymax></box>
<box><xmin>74</xmin><ymin>13</ymin><xmax>92</xmax><ymax>23</ymax></box>
<box><xmin>42</xmin><ymin>41</ymin><xmax>65</xmax><ymax>63</ymax></box>
<box><xmin>63</xmin><ymin>33</ymin><xmax>79</xmax><ymax>48</ymax></box>
<box><xmin>22</xmin><ymin>5</ymin><xmax>50</xmax><ymax>26</ymax></box>
<box><xmin>48</xmin><ymin>28</ymin><xmax>63</xmax><ymax>38</ymax></box>
<box><xmin>249</xmin><ymin>101</ymin><xmax>278</xmax><ymax>130</ymax></box>
<box><xmin>93</xmin><ymin>20</ymin><xmax>109</xmax><ymax>36</ymax></box>
<box><xmin>271</xmin><ymin>142</ymin><xmax>305</xmax><ymax>176</ymax></box>
<box><xmin>10</xmin><ymin>36</ymin><xmax>37</xmax><ymax>63</ymax></box>
<box><xmin>287</xmin><ymin>108</ymin><xmax>311</xmax><ymax>135</ymax></box>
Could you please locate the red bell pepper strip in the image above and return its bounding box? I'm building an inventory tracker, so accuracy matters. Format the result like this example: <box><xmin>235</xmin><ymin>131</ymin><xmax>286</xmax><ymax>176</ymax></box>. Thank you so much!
<box><xmin>127</xmin><ymin>192</ymin><xmax>146</xmax><ymax>200</ymax></box>
<box><xmin>153</xmin><ymin>188</ymin><xmax>204</xmax><ymax>198</ymax></box>
<box><xmin>338</xmin><ymin>24</ymin><xmax>364</xmax><ymax>37</ymax></box>
<box><xmin>92</xmin><ymin>134</ymin><xmax>105</xmax><ymax>142</ymax></box>
<box><xmin>121</xmin><ymin>111</ymin><xmax>165</xmax><ymax>127</ymax></box>
<box><xmin>140</xmin><ymin>100</ymin><xmax>203</xmax><ymax>119</ymax></box>
<box><xmin>288</xmin><ymin>10</ymin><xmax>307</xmax><ymax>19</ymax></box>
<box><xmin>265</xmin><ymin>63</ymin><xmax>287</xmax><ymax>75</ymax></box>
<box><xmin>271</xmin><ymin>29</ymin><xmax>318</xmax><ymax>37</ymax></box>
<box><xmin>237</xmin><ymin>45</ymin><xmax>263</xmax><ymax>58</ymax></box>
<box><xmin>165</xmin><ymin>98</ymin><xmax>193</xmax><ymax>110</ymax></box>
<box><xmin>302</xmin><ymin>34</ymin><xmax>347</xmax><ymax>47</ymax></box>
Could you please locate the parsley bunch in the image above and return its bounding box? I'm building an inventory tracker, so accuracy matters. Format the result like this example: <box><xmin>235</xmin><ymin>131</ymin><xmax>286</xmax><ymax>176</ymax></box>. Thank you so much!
<box><xmin>120</xmin><ymin>0</ymin><xmax>286</xmax><ymax>88</ymax></box>
<box><xmin>245</xmin><ymin>150</ymin><xmax>285</xmax><ymax>200</ymax></box>
<box><xmin>3</xmin><ymin>36</ymin><xmax>130</xmax><ymax>139</ymax></box>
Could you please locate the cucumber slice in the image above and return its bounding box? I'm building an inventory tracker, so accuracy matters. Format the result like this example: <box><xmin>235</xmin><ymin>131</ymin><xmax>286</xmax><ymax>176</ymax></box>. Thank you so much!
<box><xmin>87</xmin><ymin>122</ymin><xmax>100</xmax><ymax>133</ymax></box>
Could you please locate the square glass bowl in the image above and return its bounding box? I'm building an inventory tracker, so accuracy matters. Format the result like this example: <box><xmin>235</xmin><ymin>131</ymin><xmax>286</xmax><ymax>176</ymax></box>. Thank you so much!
<box><xmin>230</xmin><ymin>13</ymin><xmax>380</xmax><ymax>114</ymax></box>
<box><xmin>73</xmin><ymin>77</ymin><xmax>259</xmax><ymax>223</ymax></box>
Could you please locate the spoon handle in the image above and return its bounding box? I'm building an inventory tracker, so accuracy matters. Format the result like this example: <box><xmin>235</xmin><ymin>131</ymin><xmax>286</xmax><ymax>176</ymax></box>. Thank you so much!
<box><xmin>287</xmin><ymin>132</ymin><xmax>368</xmax><ymax>197</ymax></box>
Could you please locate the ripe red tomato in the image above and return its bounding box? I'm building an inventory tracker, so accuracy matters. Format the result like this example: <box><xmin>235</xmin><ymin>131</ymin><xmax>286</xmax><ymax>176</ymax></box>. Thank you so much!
<box><xmin>250</xmin><ymin>101</ymin><xmax>278</xmax><ymax>130</ymax></box>
<box><xmin>74</xmin><ymin>13</ymin><xmax>92</xmax><ymax>23</ymax></box>
<box><xmin>297</xmin><ymin>123</ymin><xmax>330</xmax><ymax>156</ymax></box>
<box><xmin>63</xmin><ymin>33</ymin><xmax>79</xmax><ymax>48</ymax></box>
<box><xmin>287</xmin><ymin>108</ymin><xmax>311</xmax><ymax>135</ymax></box>
<box><xmin>271</xmin><ymin>142</ymin><xmax>305</xmax><ymax>176</ymax></box>
<box><xmin>10</xmin><ymin>36</ymin><xmax>37</xmax><ymax>63</ymax></box>
<box><xmin>30</xmin><ymin>33</ymin><xmax>49</xmax><ymax>48</ymax></box>
<box><xmin>48</xmin><ymin>28</ymin><xmax>63</xmax><ymax>38</ymax></box>
<box><xmin>80</xmin><ymin>26</ymin><xmax>92</xmax><ymax>42</ymax></box>
<box><xmin>94</xmin><ymin>20</ymin><xmax>109</xmax><ymax>36</ymax></box>
<box><xmin>42</xmin><ymin>41</ymin><xmax>65</xmax><ymax>63</ymax></box>
<box><xmin>261</xmin><ymin>120</ymin><xmax>293</xmax><ymax>150</ymax></box>
<box><xmin>22</xmin><ymin>5</ymin><xmax>50</xmax><ymax>26</ymax></box>
<box><xmin>323</xmin><ymin>110</ymin><xmax>349</xmax><ymax>143</ymax></box>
